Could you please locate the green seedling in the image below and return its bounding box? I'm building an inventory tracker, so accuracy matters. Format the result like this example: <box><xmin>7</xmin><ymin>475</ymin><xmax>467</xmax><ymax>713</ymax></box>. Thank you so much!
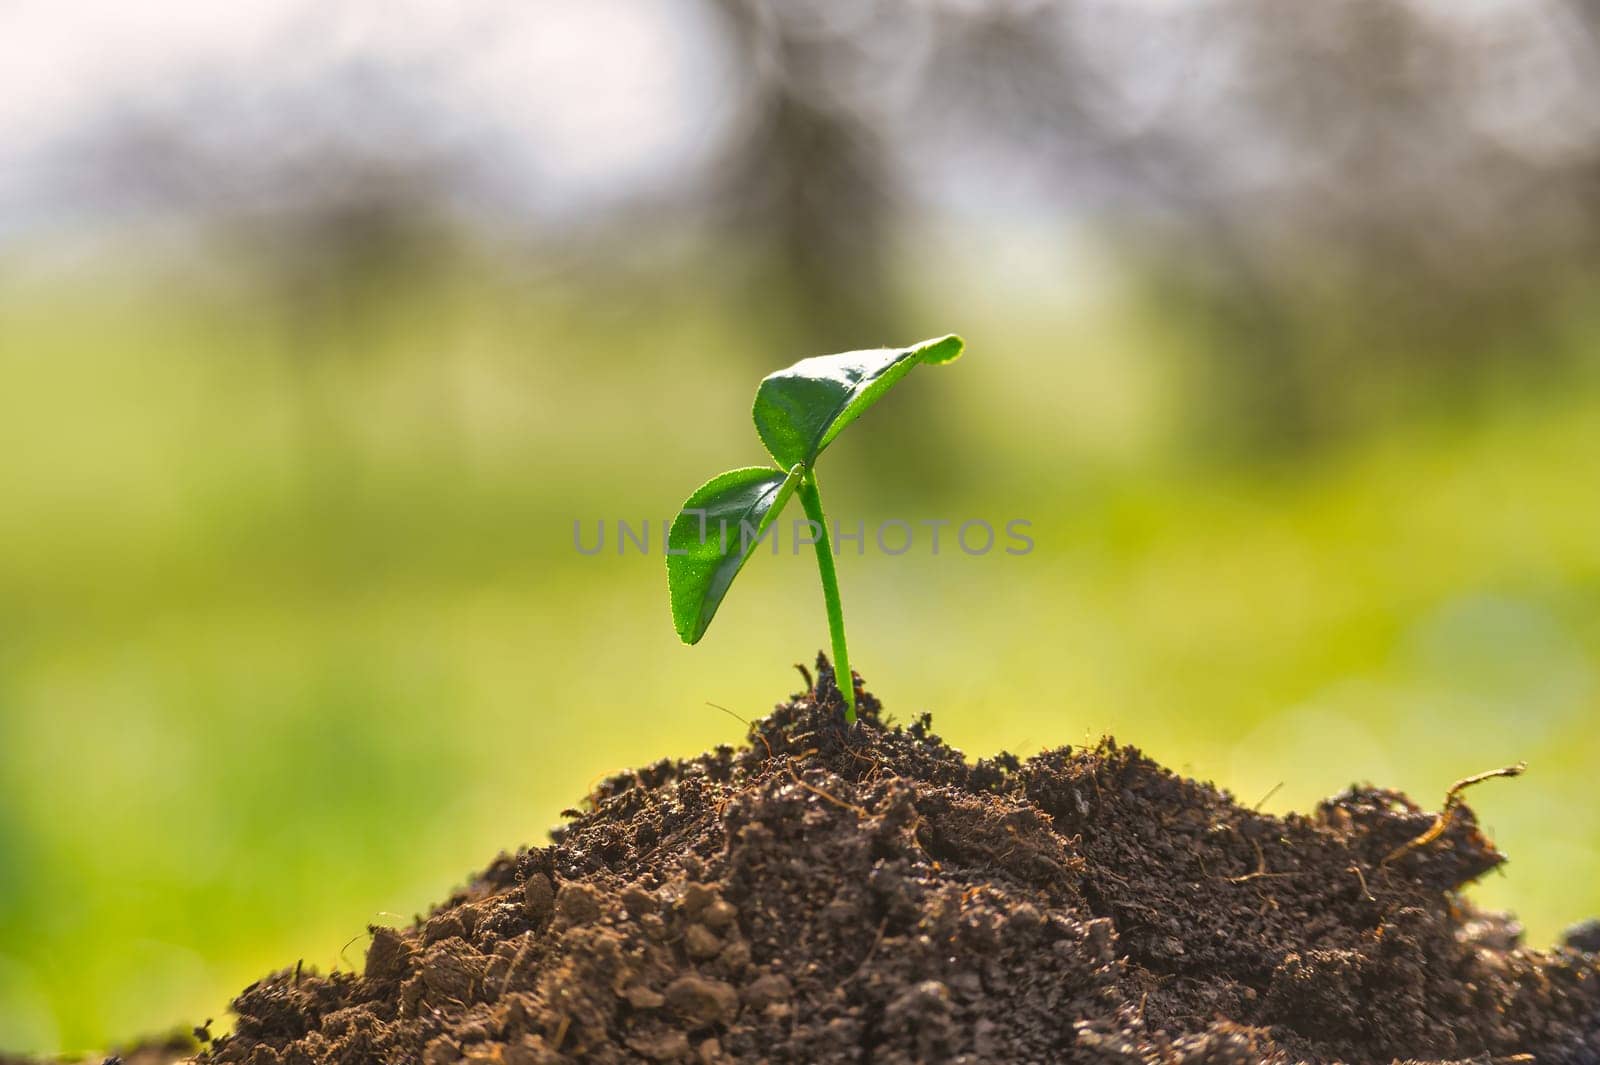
<box><xmin>666</xmin><ymin>334</ymin><xmax>965</xmax><ymax>723</ymax></box>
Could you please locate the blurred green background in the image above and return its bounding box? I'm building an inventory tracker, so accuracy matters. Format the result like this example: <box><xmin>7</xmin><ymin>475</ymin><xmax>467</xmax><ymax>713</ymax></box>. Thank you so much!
<box><xmin>3</xmin><ymin>0</ymin><xmax>1600</xmax><ymax>1055</ymax></box>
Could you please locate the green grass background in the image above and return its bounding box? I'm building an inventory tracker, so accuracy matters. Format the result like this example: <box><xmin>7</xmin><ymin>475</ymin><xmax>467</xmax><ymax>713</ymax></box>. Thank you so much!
<box><xmin>1</xmin><ymin>257</ymin><xmax>1597</xmax><ymax>1054</ymax></box>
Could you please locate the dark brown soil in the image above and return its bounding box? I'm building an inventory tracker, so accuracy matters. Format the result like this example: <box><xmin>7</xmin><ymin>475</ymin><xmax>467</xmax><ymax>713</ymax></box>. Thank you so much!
<box><xmin>196</xmin><ymin>658</ymin><xmax>1598</xmax><ymax>1065</ymax></box>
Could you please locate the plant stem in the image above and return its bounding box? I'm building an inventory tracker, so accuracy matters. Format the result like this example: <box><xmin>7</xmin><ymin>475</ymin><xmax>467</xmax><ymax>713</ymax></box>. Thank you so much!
<box><xmin>795</xmin><ymin>469</ymin><xmax>855</xmax><ymax>723</ymax></box>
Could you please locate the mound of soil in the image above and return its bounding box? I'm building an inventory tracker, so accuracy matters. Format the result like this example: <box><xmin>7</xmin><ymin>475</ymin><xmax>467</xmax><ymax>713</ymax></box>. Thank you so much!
<box><xmin>198</xmin><ymin>659</ymin><xmax>1598</xmax><ymax>1065</ymax></box>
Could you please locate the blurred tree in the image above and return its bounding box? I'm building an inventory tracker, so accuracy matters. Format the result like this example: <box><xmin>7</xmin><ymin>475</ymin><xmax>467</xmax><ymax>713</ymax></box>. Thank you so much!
<box><xmin>905</xmin><ymin>0</ymin><xmax>1600</xmax><ymax>452</ymax></box>
<box><xmin>32</xmin><ymin>0</ymin><xmax>1600</xmax><ymax>458</ymax></box>
<box><xmin>58</xmin><ymin>61</ymin><xmax>483</xmax><ymax>499</ymax></box>
<box><xmin>703</xmin><ymin>0</ymin><xmax>903</xmax><ymax>356</ymax></box>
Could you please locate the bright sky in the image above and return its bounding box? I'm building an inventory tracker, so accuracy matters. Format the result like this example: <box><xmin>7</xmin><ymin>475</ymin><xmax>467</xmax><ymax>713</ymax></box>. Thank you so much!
<box><xmin>1</xmin><ymin>0</ymin><xmax>1592</xmax><ymax>237</ymax></box>
<box><xmin>0</xmin><ymin>0</ymin><xmax>740</xmax><ymax>227</ymax></box>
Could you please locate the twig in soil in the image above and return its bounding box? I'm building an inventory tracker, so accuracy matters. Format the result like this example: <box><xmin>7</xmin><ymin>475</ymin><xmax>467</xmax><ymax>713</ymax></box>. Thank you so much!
<box><xmin>501</xmin><ymin>942</ymin><xmax>531</xmax><ymax>998</ymax></box>
<box><xmin>1381</xmin><ymin>762</ymin><xmax>1526</xmax><ymax>867</ymax></box>
<box><xmin>1226</xmin><ymin>836</ymin><xmax>1296</xmax><ymax>884</ymax></box>
<box><xmin>706</xmin><ymin>700</ymin><xmax>751</xmax><ymax>728</ymax></box>
<box><xmin>846</xmin><ymin>918</ymin><xmax>890</xmax><ymax>983</ymax></box>
<box><xmin>847</xmin><ymin>746</ymin><xmax>899</xmax><ymax>784</ymax></box>
<box><xmin>795</xmin><ymin>662</ymin><xmax>814</xmax><ymax>693</ymax></box>
<box><xmin>786</xmin><ymin>763</ymin><xmax>869</xmax><ymax>818</ymax></box>
<box><xmin>1098</xmin><ymin>867</ymin><xmax>1133</xmax><ymax>888</ymax></box>
<box><xmin>707</xmin><ymin>701</ymin><xmax>775</xmax><ymax>761</ymax></box>
<box><xmin>340</xmin><ymin>931</ymin><xmax>367</xmax><ymax>970</ymax></box>
<box><xmin>1348</xmin><ymin>864</ymin><xmax>1376</xmax><ymax>903</ymax></box>
<box><xmin>1252</xmin><ymin>781</ymin><xmax>1284</xmax><ymax>811</ymax></box>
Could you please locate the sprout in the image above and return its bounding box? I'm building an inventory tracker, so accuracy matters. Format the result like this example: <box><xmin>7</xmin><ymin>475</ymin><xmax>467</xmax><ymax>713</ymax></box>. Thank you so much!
<box><xmin>666</xmin><ymin>334</ymin><xmax>965</xmax><ymax>723</ymax></box>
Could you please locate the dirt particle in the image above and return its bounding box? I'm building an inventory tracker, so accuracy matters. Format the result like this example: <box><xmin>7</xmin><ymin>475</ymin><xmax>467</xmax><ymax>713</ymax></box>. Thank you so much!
<box><xmin>680</xmin><ymin>883</ymin><xmax>716</xmax><ymax>917</ymax></box>
<box><xmin>882</xmin><ymin>980</ymin><xmax>956</xmax><ymax>1060</ymax></box>
<box><xmin>502</xmin><ymin>1035</ymin><xmax>564</xmax><ymax>1065</ymax></box>
<box><xmin>522</xmin><ymin>873</ymin><xmax>555</xmax><ymax>924</ymax></box>
<box><xmin>419</xmin><ymin>939</ymin><xmax>486</xmax><ymax>1005</ymax></box>
<box><xmin>424</xmin><ymin>909</ymin><xmax>471</xmax><ymax>945</ymax></box>
<box><xmin>421</xmin><ymin>1035</ymin><xmax>459</xmax><ymax>1065</ymax></box>
<box><xmin>701</xmin><ymin>900</ymin><xmax>738</xmax><ymax>931</ymax></box>
<box><xmin>715</xmin><ymin>938</ymin><xmax>749</xmax><ymax>970</ymax></box>
<box><xmin>665</xmin><ymin>975</ymin><xmax>740</xmax><ymax>1028</ymax></box>
<box><xmin>621</xmin><ymin>885</ymin><xmax>658</xmax><ymax>916</ymax></box>
<box><xmin>626</xmin><ymin>1024</ymin><xmax>690</xmax><ymax>1061</ymax></box>
<box><xmin>552</xmin><ymin>882</ymin><xmax>602</xmax><ymax>928</ymax></box>
<box><xmin>684</xmin><ymin>924</ymin><xmax>722</xmax><ymax>961</ymax></box>
<box><xmin>638</xmin><ymin>912</ymin><xmax>669</xmax><ymax>942</ymax></box>
<box><xmin>1564</xmin><ymin>918</ymin><xmax>1600</xmax><ymax>954</ymax></box>
<box><xmin>740</xmin><ymin>973</ymin><xmax>790</xmax><ymax>1010</ymax></box>
<box><xmin>363</xmin><ymin>925</ymin><xmax>414</xmax><ymax>983</ymax></box>
<box><xmin>624</xmin><ymin>984</ymin><xmax>666</xmax><ymax>1010</ymax></box>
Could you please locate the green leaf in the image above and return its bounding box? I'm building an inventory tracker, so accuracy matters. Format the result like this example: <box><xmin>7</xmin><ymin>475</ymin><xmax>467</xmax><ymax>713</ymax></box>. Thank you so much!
<box><xmin>667</xmin><ymin>465</ymin><xmax>800</xmax><ymax>644</ymax></box>
<box><xmin>751</xmin><ymin>334</ymin><xmax>964</xmax><ymax>470</ymax></box>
